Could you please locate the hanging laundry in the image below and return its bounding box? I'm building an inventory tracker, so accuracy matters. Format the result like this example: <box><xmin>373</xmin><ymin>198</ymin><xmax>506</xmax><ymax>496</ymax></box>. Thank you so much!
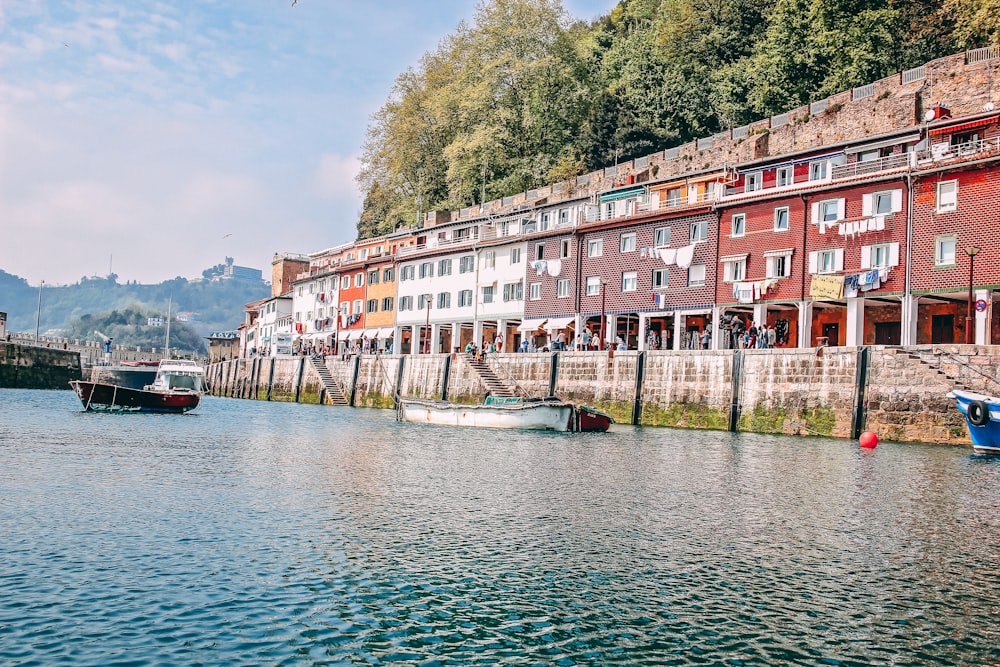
<box><xmin>657</xmin><ymin>248</ymin><xmax>677</xmax><ymax>265</ymax></box>
<box><xmin>548</xmin><ymin>259</ymin><xmax>562</xmax><ymax>277</ymax></box>
<box><xmin>843</xmin><ymin>273</ymin><xmax>860</xmax><ymax>298</ymax></box>
<box><xmin>652</xmin><ymin>293</ymin><xmax>668</xmax><ymax>309</ymax></box>
<box><xmin>874</xmin><ymin>215</ymin><xmax>886</xmax><ymax>231</ymax></box>
<box><xmin>675</xmin><ymin>244</ymin><xmax>696</xmax><ymax>269</ymax></box>
<box><xmin>839</xmin><ymin>223</ymin><xmax>847</xmax><ymax>236</ymax></box>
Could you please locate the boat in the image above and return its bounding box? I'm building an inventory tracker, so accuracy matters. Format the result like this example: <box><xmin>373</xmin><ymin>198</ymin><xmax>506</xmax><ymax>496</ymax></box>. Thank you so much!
<box><xmin>90</xmin><ymin>360</ymin><xmax>160</xmax><ymax>390</ymax></box>
<box><xmin>397</xmin><ymin>395</ymin><xmax>614</xmax><ymax>432</ymax></box>
<box><xmin>948</xmin><ymin>389</ymin><xmax>1000</xmax><ymax>454</ymax></box>
<box><xmin>69</xmin><ymin>359</ymin><xmax>204</xmax><ymax>414</ymax></box>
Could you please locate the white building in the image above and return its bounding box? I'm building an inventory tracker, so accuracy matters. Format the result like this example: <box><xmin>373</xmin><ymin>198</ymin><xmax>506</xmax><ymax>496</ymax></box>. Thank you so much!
<box><xmin>290</xmin><ymin>244</ymin><xmax>349</xmax><ymax>352</ymax></box>
<box><xmin>257</xmin><ymin>294</ymin><xmax>293</xmax><ymax>356</ymax></box>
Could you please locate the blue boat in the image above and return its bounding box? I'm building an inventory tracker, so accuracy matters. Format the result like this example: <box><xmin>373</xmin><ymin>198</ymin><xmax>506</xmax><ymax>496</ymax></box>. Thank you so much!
<box><xmin>949</xmin><ymin>389</ymin><xmax>1000</xmax><ymax>454</ymax></box>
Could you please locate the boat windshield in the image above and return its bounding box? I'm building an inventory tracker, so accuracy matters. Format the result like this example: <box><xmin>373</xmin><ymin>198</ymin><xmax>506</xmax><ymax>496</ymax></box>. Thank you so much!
<box><xmin>166</xmin><ymin>373</ymin><xmax>202</xmax><ymax>391</ymax></box>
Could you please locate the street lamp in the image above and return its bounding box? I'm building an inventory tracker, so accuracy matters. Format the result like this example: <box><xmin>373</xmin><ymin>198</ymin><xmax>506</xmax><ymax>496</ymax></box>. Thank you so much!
<box><xmin>34</xmin><ymin>280</ymin><xmax>44</xmax><ymax>344</ymax></box>
<box><xmin>600</xmin><ymin>280</ymin><xmax>607</xmax><ymax>351</ymax></box>
<box><xmin>423</xmin><ymin>295</ymin><xmax>432</xmax><ymax>353</ymax></box>
<box><xmin>965</xmin><ymin>246</ymin><xmax>981</xmax><ymax>344</ymax></box>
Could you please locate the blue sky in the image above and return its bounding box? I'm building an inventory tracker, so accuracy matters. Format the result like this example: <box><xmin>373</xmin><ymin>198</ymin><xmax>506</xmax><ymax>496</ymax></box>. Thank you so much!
<box><xmin>0</xmin><ymin>0</ymin><xmax>616</xmax><ymax>286</ymax></box>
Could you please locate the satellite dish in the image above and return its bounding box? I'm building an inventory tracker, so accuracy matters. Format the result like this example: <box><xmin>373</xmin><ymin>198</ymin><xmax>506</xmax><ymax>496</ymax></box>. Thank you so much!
<box><xmin>985</xmin><ymin>102</ymin><xmax>996</xmax><ymax>112</ymax></box>
<box><xmin>924</xmin><ymin>109</ymin><xmax>936</xmax><ymax>122</ymax></box>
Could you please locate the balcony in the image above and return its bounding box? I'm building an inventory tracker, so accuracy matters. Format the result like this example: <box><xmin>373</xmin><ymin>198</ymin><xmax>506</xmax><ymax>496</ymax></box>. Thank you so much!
<box><xmin>920</xmin><ymin>136</ymin><xmax>1000</xmax><ymax>164</ymax></box>
<box><xmin>395</xmin><ymin>233</ymin><xmax>478</xmax><ymax>258</ymax></box>
<box><xmin>831</xmin><ymin>152</ymin><xmax>913</xmax><ymax>179</ymax></box>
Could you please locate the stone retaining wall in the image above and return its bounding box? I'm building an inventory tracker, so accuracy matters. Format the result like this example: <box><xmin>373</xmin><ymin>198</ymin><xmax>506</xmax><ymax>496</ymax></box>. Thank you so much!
<box><xmin>206</xmin><ymin>345</ymin><xmax>1000</xmax><ymax>446</ymax></box>
<box><xmin>0</xmin><ymin>343</ymin><xmax>82</xmax><ymax>389</ymax></box>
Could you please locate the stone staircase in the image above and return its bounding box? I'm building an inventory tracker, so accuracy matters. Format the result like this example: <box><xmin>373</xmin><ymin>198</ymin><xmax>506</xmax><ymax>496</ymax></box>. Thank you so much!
<box><xmin>309</xmin><ymin>356</ymin><xmax>349</xmax><ymax>406</ymax></box>
<box><xmin>899</xmin><ymin>349</ymin><xmax>976</xmax><ymax>392</ymax></box>
<box><xmin>465</xmin><ymin>353</ymin><xmax>517</xmax><ymax>397</ymax></box>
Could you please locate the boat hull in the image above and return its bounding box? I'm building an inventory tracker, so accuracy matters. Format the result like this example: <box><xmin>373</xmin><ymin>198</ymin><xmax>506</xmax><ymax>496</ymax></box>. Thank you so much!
<box><xmin>576</xmin><ymin>405</ymin><xmax>614</xmax><ymax>432</ymax></box>
<box><xmin>950</xmin><ymin>389</ymin><xmax>1000</xmax><ymax>454</ymax></box>
<box><xmin>69</xmin><ymin>380</ymin><xmax>201</xmax><ymax>414</ymax></box>
<box><xmin>400</xmin><ymin>399</ymin><xmax>574</xmax><ymax>432</ymax></box>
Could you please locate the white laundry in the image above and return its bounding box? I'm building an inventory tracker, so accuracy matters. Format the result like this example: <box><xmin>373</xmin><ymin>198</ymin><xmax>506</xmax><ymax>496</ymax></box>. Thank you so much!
<box><xmin>547</xmin><ymin>259</ymin><xmax>562</xmax><ymax>277</ymax></box>
<box><xmin>657</xmin><ymin>248</ymin><xmax>677</xmax><ymax>265</ymax></box>
<box><xmin>675</xmin><ymin>244</ymin><xmax>696</xmax><ymax>269</ymax></box>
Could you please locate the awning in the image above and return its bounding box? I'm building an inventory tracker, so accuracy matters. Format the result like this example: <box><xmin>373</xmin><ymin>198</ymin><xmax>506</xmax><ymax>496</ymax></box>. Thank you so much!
<box><xmin>363</xmin><ymin>329</ymin><xmax>379</xmax><ymax>339</ymax></box>
<box><xmin>341</xmin><ymin>329</ymin><xmax>358</xmax><ymax>340</ymax></box>
<box><xmin>929</xmin><ymin>115</ymin><xmax>998</xmax><ymax>136</ymax></box>
<box><xmin>763</xmin><ymin>247</ymin><xmax>795</xmax><ymax>257</ymax></box>
<box><xmin>598</xmin><ymin>186</ymin><xmax>645</xmax><ymax>202</ymax></box>
<box><xmin>719</xmin><ymin>254</ymin><xmax>748</xmax><ymax>263</ymax></box>
<box><xmin>518</xmin><ymin>318</ymin><xmax>548</xmax><ymax>332</ymax></box>
<box><xmin>844</xmin><ymin>133</ymin><xmax>921</xmax><ymax>154</ymax></box>
<box><xmin>545</xmin><ymin>316</ymin><xmax>576</xmax><ymax>332</ymax></box>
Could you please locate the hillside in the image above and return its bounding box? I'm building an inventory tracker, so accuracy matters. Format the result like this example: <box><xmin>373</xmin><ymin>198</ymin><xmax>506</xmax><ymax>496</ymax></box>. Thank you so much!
<box><xmin>357</xmin><ymin>0</ymin><xmax>998</xmax><ymax>238</ymax></box>
<box><xmin>0</xmin><ymin>270</ymin><xmax>269</xmax><ymax>343</ymax></box>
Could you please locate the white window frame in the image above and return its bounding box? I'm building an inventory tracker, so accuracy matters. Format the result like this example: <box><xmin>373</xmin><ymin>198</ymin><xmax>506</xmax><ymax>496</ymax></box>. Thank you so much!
<box><xmin>483</xmin><ymin>250</ymin><xmax>496</xmax><ymax>269</ymax></box>
<box><xmin>341</xmin><ymin>275</ymin><xmax>351</xmax><ymax>289</ymax></box>
<box><xmin>652</xmin><ymin>268</ymin><xmax>668</xmax><ymax>289</ymax></box>
<box><xmin>459</xmin><ymin>256</ymin><xmax>474</xmax><ymax>273</ymax></box>
<box><xmin>510</xmin><ymin>247</ymin><xmax>522</xmax><ymax>265</ymax></box>
<box><xmin>687</xmin><ymin>264</ymin><xmax>706</xmax><ymax>287</ymax></box>
<box><xmin>776</xmin><ymin>166</ymin><xmax>793</xmax><ymax>187</ymax></box>
<box><xmin>437</xmin><ymin>292</ymin><xmax>451</xmax><ymax>309</ymax></box>
<box><xmin>745</xmin><ymin>171</ymin><xmax>762</xmax><ymax>192</ymax></box>
<box><xmin>482</xmin><ymin>285</ymin><xmax>494</xmax><ymax>304</ymax></box>
<box><xmin>773</xmin><ymin>206</ymin><xmax>790</xmax><ymax>232</ymax></box>
<box><xmin>808</xmin><ymin>249</ymin><xmax>845</xmax><ymax>274</ymax></box>
<box><xmin>354</xmin><ymin>273</ymin><xmax>364</xmax><ymax>288</ymax></box>
<box><xmin>935</xmin><ymin>236</ymin><xmax>957</xmax><ymax>267</ymax></box>
<box><xmin>556</xmin><ymin>279</ymin><xmax>570</xmax><ymax>298</ymax></box>
<box><xmin>809</xmin><ymin>160</ymin><xmax>829</xmax><ymax>181</ymax></box>
<box><xmin>622</xmin><ymin>271</ymin><xmax>637</xmax><ymax>292</ymax></box>
<box><xmin>586</xmin><ymin>276</ymin><xmax>601</xmax><ymax>296</ymax></box>
<box><xmin>690</xmin><ymin>221</ymin><xmax>707</xmax><ymax>243</ymax></box>
<box><xmin>534</xmin><ymin>243</ymin><xmax>545</xmax><ymax>261</ymax></box>
<box><xmin>731</xmin><ymin>214</ymin><xmax>745</xmax><ymax>238</ymax></box>
<box><xmin>559</xmin><ymin>239</ymin><xmax>571</xmax><ymax>259</ymax></box>
<box><xmin>419</xmin><ymin>262</ymin><xmax>434</xmax><ymax>279</ymax></box>
<box><xmin>400</xmin><ymin>265</ymin><xmax>414</xmax><ymax>281</ymax></box>
<box><xmin>529</xmin><ymin>282</ymin><xmax>542</xmax><ymax>300</ymax></box>
<box><xmin>399</xmin><ymin>296</ymin><xmax>412</xmax><ymax>311</ymax></box>
<box><xmin>620</xmin><ymin>233</ymin><xmax>637</xmax><ymax>253</ymax></box>
<box><xmin>458</xmin><ymin>290</ymin><xmax>473</xmax><ymax>307</ymax></box>
<box><xmin>937</xmin><ymin>180</ymin><xmax>958</xmax><ymax>213</ymax></box>
<box><xmin>587</xmin><ymin>238</ymin><xmax>603</xmax><ymax>258</ymax></box>
<box><xmin>381</xmin><ymin>296</ymin><xmax>393</xmax><ymax>311</ymax></box>
<box><xmin>723</xmin><ymin>259</ymin><xmax>746</xmax><ymax>283</ymax></box>
<box><xmin>352</xmin><ymin>299</ymin><xmax>363</xmax><ymax>315</ymax></box>
<box><xmin>861</xmin><ymin>242</ymin><xmax>900</xmax><ymax>269</ymax></box>
<box><xmin>654</xmin><ymin>226</ymin><xmax>671</xmax><ymax>247</ymax></box>
<box><xmin>438</xmin><ymin>259</ymin><xmax>452</xmax><ymax>276</ymax></box>
<box><xmin>766</xmin><ymin>254</ymin><xmax>792</xmax><ymax>278</ymax></box>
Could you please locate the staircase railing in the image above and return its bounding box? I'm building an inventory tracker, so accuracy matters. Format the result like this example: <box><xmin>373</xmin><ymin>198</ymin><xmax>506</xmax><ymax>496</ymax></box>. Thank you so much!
<box><xmin>477</xmin><ymin>353</ymin><xmax>531</xmax><ymax>398</ymax></box>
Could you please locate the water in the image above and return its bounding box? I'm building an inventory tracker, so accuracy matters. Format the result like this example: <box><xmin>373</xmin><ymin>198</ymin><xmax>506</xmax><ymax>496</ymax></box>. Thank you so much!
<box><xmin>2</xmin><ymin>389</ymin><xmax>999</xmax><ymax>666</ymax></box>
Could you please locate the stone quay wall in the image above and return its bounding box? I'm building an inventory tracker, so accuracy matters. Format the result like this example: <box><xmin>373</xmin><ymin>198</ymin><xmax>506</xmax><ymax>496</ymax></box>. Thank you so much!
<box><xmin>1</xmin><ymin>343</ymin><xmax>82</xmax><ymax>389</ymax></box>
<box><xmin>205</xmin><ymin>345</ymin><xmax>1000</xmax><ymax>446</ymax></box>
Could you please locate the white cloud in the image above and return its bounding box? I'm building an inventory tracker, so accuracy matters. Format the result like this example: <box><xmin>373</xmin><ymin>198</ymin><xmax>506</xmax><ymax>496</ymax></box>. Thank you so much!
<box><xmin>313</xmin><ymin>153</ymin><xmax>362</xmax><ymax>201</ymax></box>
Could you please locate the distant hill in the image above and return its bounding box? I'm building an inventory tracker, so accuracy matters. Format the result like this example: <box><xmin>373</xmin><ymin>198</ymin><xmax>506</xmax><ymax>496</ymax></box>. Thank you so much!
<box><xmin>0</xmin><ymin>270</ymin><xmax>270</xmax><ymax>344</ymax></box>
<box><xmin>63</xmin><ymin>305</ymin><xmax>207</xmax><ymax>355</ymax></box>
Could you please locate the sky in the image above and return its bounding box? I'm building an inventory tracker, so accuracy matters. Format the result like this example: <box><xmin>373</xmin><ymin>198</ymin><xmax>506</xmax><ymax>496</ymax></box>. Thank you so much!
<box><xmin>0</xmin><ymin>0</ymin><xmax>616</xmax><ymax>287</ymax></box>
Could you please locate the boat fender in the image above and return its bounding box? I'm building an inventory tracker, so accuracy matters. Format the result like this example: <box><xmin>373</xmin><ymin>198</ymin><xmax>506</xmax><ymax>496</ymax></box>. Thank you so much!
<box><xmin>968</xmin><ymin>400</ymin><xmax>991</xmax><ymax>427</ymax></box>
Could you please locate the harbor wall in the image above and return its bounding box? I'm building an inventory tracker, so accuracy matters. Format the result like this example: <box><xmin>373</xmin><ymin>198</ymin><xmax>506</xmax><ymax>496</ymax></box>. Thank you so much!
<box><xmin>0</xmin><ymin>343</ymin><xmax>82</xmax><ymax>389</ymax></box>
<box><xmin>205</xmin><ymin>345</ymin><xmax>996</xmax><ymax>446</ymax></box>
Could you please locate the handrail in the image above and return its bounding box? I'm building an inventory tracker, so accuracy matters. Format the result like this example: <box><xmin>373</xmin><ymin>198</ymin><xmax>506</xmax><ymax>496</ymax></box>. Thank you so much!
<box><xmin>482</xmin><ymin>354</ymin><xmax>532</xmax><ymax>398</ymax></box>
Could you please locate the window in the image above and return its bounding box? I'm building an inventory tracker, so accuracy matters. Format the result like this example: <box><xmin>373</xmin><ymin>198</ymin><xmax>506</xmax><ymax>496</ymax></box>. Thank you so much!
<box><xmin>862</xmin><ymin>242</ymin><xmax>900</xmax><ymax>269</ymax></box>
<box><xmin>383</xmin><ymin>267</ymin><xmax>395</xmax><ymax>282</ymax></box>
<box><xmin>874</xmin><ymin>192</ymin><xmax>893</xmax><ymax>215</ymax></box>
<box><xmin>560</xmin><ymin>239</ymin><xmax>571</xmax><ymax>259</ymax></box>
<box><xmin>399</xmin><ymin>296</ymin><xmax>412</xmax><ymax>311</ymax></box>
<box><xmin>586</xmin><ymin>276</ymin><xmax>601</xmax><ymax>295</ymax></box>
<box><xmin>510</xmin><ymin>248</ymin><xmax>522</xmax><ymax>265</ymax></box>
<box><xmin>654</xmin><ymin>227</ymin><xmax>671</xmax><ymax>247</ymax></box>
<box><xmin>557</xmin><ymin>279</ymin><xmax>570</xmax><ymax>298</ymax></box>
<box><xmin>368</xmin><ymin>270</ymin><xmax>379</xmax><ymax>285</ymax></box>
<box><xmin>745</xmin><ymin>171</ymin><xmax>762</xmax><ymax>192</ymax></box>
<box><xmin>540</xmin><ymin>212</ymin><xmax>551</xmax><ymax>230</ymax></box>
<box><xmin>341</xmin><ymin>275</ymin><xmax>351</xmax><ymax>289</ymax></box>
<box><xmin>339</xmin><ymin>301</ymin><xmax>349</xmax><ymax>314</ymax></box>
<box><xmin>690</xmin><ymin>221</ymin><xmax>707</xmax><ymax>243</ymax></box>
<box><xmin>652</xmin><ymin>268</ymin><xmax>668</xmax><ymax>289</ymax></box>
<box><xmin>459</xmin><ymin>256</ymin><xmax>475</xmax><ymax>273</ymax></box>
<box><xmin>559</xmin><ymin>209</ymin><xmax>569</xmax><ymax>226</ymax></box>
<box><xmin>935</xmin><ymin>236</ymin><xmax>956</xmax><ymax>266</ymax></box>
<box><xmin>809</xmin><ymin>249</ymin><xmax>844</xmax><ymax>274</ymax></box>
<box><xmin>400</xmin><ymin>265</ymin><xmax>414</xmax><ymax>281</ymax></box>
<box><xmin>418</xmin><ymin>294</ymin><xmax>432</xmax><ymax>309</ymax></box>
<box><xmin>622</xmin><ymin>271</ymin><xmax>638</xmax><ymax>292</ymax></box>
<box><xmin>687</xmin><ymin>264</ymin><xmax>706</xmax><ymax>287</ymax></box>
<box><xmin>858</xmin><ymin>149</ymin><xmax>879</xmax><ymax>163</ymax></box>
<box><xmin>354</xmin><ymin>273</ymin><xmax>364</xmax><ymax>287</ymax></box>
<box><xmin>766</xmin><ymin>254</ymin><xmax>792</xmax><ymax>278</ymax></box>
<box><xmin>482</xmin><ymin>285</ymin><xmax>494</xmax><ymax>304</ymax></box>
<box><xmin>937</xmin><ymin>180</ymin><xmax>958</xmax><ymax>212</ymax></box>
<box><xmin>620</xmin><ymin>233</ymin><xmax>637</xmax><ymax>253</ymax></box>
<box><xmin>809</xmin><ymin>160</ymin><xmax>828</xmax><ymax>181</ymax></box>
<box><xmin>437</xmin><ymin>292</ymin><xmax>451</xmax><ymax>309</ymax></box>
<box><xmin>484</xmin><ymin>250</ymin><xmax>496</xmax><ymax>269</ymax></box>
<box><xmin>419</xmin><ymin>262</ymin><xmax>434</xmax><ymax>279</ymax></box>
<box><xmin>773</xmin><ymin>207</ymin><xmax>790</xmax><ymax>232</ymax></box>
<box><xmin>666</xmin><ymin>187</ymin><xmax>683</xmax><ymax>205</ymax></box>
<box><xmin>529</xmin><ymin>282</ymin><xmax>542</xmax><ymax>300</ymax></box>
<box><xmin>458</xmin><ymin>290</ymin><xmax>473</xmax><ymax>307</ymax></box>
<box><xmin>438</xmin><ymin>259</ymin><xmax>453</xmax><ymax>276</ymax></box>
<box><xmin>731</xmin><ymin>214</ymin><xmax>745</xmax><ymax>238</ymax></box>
<box><xmin>603</xmin><ymin>201</ymin><xmax>615</xmax><ymax>219</ymax></box>
<box><xmin>366</xmin><ymin>299</ymin><xmax>378</xmax><ymax>313</ymax></box>
<box><xmin>502</xmin><ymin>282</ymin><xmax>523</xmax><ymax>302</ymax></box>
<box><xmin>297</xmin><ymin>286</ymin><xmax>303</xmax><ymax>296</ymax></box>
<box><xmin>819</xmin><ymin>200</ymin><xmax>839</xmax><ymax>223</ymax></box>
<box><xmin>588</xmin><ymin>238</ymin><xmax>603</xmax><ymax>257</ymax></box>
<box><xmin>723</xmin><ymin>258</ymin><xmax>746</xmax><ymax>283</ymax></box>
<box><xmin>534</xmin><ymin>243</ymin><xmax>545</xmax><ymax>261</ymax></box>
<box><xmin>352</xmin><ymin>299</ymin><xmax>363</xmax><ymax>315</ymax></box>
<box><xmin>381</xmin><ymin>297</ymin><xmax>393</xmax><ymax>311</ymax></box>
<box><xmin>776</xmin><ymin>166</ymin><xmax>793</xmax><ymax>187</ymax></box>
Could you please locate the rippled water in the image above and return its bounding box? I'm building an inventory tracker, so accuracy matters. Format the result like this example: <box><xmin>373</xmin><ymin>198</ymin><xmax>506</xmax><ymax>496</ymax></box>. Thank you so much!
<box><xmin>2</xmin><ymin>389</ymin><xmax>1000</xmax><ymax>666</ymax></box>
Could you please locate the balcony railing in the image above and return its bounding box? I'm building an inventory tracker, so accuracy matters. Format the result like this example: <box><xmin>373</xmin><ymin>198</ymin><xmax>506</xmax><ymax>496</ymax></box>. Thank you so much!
<box><xmin>831</xmin><ymin>152</ymin><xmax>913</xmax><ymax>179</ymax></box>
<box><xmin>920</xmin><ymin>136</ymin><xmax>1000</xmax><ymax>163</ymax></box>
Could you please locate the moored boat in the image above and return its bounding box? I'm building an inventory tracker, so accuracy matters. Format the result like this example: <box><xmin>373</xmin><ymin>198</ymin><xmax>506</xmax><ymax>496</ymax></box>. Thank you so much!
<box><xmin>90</xmin><ymin>360</ymin><xmax>161</xmax><ymax>390</ymax></box>
<box><xmin>948</xmin><ymin>389</ymin><xmax>1000</xmax><ymax>454</ymax></box>
<box><xmin>70</xmin><ymin>359</ymin><xmax>204</xmax><ymax>414</ymax></box>
<box><xmin>397</xmin><ymin>395</ymin><xmax>613</xmax><ymax>432</ymax></box>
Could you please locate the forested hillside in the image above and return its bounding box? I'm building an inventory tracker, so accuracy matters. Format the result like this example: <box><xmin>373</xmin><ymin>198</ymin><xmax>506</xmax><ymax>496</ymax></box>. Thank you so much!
<box><xmin>357</xmin><ymin>0</ymin><xmax>998</xmax><ymax>238</ymax></box>
<box><xmin>0</xmin><ymin>270</ymin><xmax>269</xmax><ymax>343</ymax></box>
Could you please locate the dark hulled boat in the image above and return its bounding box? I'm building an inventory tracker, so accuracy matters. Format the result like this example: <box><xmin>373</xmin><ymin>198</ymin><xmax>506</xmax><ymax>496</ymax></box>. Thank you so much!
<box><xmin>70</xmin><ymin>360</ymin><xmax>204</xmax><ymax>414</ymax></box>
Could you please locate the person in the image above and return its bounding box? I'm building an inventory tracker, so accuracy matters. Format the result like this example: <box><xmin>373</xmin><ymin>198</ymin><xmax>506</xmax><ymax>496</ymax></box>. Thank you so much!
<box><xmin>615</xmin><ymin>335</ymin><xmax>625</xmax><ymax>350</ymax></box>
<box><xmin>520</xmin><ymin>338</ymin><xmax>529</xmax><ymax>353</ymax></box>
<box><xmin>465</xmin><ymin>341</ymin><xmax>474</xmax><ymax>354</ymax></box>
<box><xmin>556</xmin><ymin>331</ymin><xmax>566</xmax><ymax>351</ymax></box>
<box><xmin>495</xmin><ymin>332</ymin><xmax>504</xmax><ymax>353</ymax></box>
<box><xmin>700</xmin><ymin>328</ymin><xmax>711</xmax><ymax>350</ymax></box>
<box><xmin>582</xmin><ymin>327</ymin><xmax>591</xmax><ymax>349</ymax></box>
<box><xmin>767</xmin><ymin>325</ymin><xmax>777</xmax><ymax>348</ymax></box>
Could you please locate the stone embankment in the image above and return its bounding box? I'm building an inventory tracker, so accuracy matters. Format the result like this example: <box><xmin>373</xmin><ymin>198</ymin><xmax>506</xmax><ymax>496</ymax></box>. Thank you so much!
<box><xmin>1</xmin><ymin>343</ymin><xmax>82</xmax><ymax>389</ymax></box>
<box><xmin>205</xmin><ymin>345</ymin><xmax>1000</xmax><ymax>445</ymax></box>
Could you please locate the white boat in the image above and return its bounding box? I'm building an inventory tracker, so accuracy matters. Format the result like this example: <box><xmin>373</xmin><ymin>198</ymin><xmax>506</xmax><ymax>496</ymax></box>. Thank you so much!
<box><xmin>397</xmin><ymin>395</ymin><xmax>613</xmax><ymax>432</ymax></box>
<box><xmin>70</xmin><ymin>359</ymin><xmax>204</xmax><ymax>414</ymax></box>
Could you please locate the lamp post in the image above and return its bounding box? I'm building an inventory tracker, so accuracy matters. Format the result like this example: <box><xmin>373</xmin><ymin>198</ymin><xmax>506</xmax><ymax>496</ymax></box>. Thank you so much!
<box><xmin>34</xmin><ymin>280</ymin><xmax>44</xmax><ymax>344</ymax></box>
<box><xmin>600</xmin><ymin>280</ymin><xmax>607</xmax><ymax>351</ymax></box>
<box><xmin>424</xmin><ymin>296</ymin><xmax>432</xmax><ymax>354</ymax></box>
<box><xmin>965</xmin><ymin>246</ymin><xmax>981</xmax><ymax>344</ymax></box>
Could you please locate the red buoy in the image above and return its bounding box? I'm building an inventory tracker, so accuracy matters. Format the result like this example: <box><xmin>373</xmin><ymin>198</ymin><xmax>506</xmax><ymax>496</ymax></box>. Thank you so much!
<box><xmin>859</xmin><ymin>431</ymin><xmax>879</xmax><ymax>449</ymax></box>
